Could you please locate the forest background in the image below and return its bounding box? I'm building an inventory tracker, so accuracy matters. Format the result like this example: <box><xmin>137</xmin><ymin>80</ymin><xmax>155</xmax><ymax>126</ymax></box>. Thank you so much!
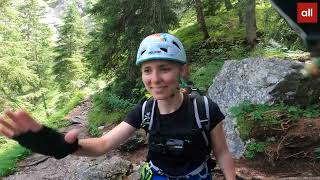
<box><xmin>0</xmin><ymin>0</ymin><xmax>318</xmax><ymax>177</ymax></box>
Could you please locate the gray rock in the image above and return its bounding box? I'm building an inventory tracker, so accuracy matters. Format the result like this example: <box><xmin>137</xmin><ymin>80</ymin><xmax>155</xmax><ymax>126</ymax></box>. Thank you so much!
<box><xmin>208</xmin><ymin>58</ymin><xmax>320</xmax><ymax>158</ymax></box>
<box><xmin>67</xmin><ymin>156</ymin><xmax>132</xmax><ymax>180</ymax></box>
<box><xmin>128</xmin><ymin>164</ymin><xmax>142</xmax><ymax>180</ymax></box>
<box><xmin>118</xmin><ymin>129</ymin><xmax>147</xmax><ymax>152</ymax></box>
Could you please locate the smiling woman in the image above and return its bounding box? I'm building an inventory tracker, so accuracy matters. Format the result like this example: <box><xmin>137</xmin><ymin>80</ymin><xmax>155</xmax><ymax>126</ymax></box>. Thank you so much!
<box><xmin>0</xmin><ymin>33</ymin><xmax>235</xmax><ymax>180</ymax></box>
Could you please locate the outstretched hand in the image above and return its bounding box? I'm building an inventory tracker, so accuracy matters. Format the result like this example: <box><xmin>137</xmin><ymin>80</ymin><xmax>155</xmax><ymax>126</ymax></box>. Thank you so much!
<box><xmin>0</xmin><ymin>110</ymin><xmax>42</xmax><ymax>138</ymax></box>
<box><xmin>0</xmin><ymin>110</ymin><xmax>79</xmax><ymax>144</ymax></box>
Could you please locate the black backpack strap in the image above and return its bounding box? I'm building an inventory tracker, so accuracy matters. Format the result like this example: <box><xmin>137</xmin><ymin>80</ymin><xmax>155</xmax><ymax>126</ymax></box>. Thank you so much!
<box><xmin>141</xmin><ymin>99</ymin><xmax>156</xmax><ymax>133</ymax></box>
<box><xmin>186</xmin><ymin>85</ymin><xmax>202</xmax><ymax>99</ymax></box>
<box><xmin>192</xmin><ymin>95</ymin><xmax>211</xmax><ymax>147</ymax></box>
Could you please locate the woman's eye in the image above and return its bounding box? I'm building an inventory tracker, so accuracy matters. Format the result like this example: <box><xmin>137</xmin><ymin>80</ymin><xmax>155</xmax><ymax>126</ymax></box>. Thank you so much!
<box><xmin>143</xmin><ymin>69</ymin><xmax>151</xmax><ymax>74</ymax></box>
<box><xmin>161</xmin><ymin>67</ymin><xmax>170</xmax><ymax>72</ymax></box>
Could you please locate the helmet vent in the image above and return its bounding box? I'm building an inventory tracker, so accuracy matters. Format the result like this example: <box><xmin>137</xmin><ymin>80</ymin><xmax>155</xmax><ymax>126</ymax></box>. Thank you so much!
<box><xmin>160</xmin><ymin>48</ymin><xmax>167</xmax><ymax>52</ymax></box>
<box><xmin>172</xmin><ymin>41</ymin><xmax>181</xmax><ymax>50</ymax></box>
<box><xmin>141</xmin><ymin>50</ymin><xmax>146</xmax><ymax>55</ymax></box>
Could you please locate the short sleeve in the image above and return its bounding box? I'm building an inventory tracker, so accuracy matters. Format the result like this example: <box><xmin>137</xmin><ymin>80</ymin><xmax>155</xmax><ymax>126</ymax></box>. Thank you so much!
<box><xmin>208</xmin><ymin>99</ymin><xmax>225</xmax><ymax>131</ymax></box>
<box><xmin>124</xmin><ymin>102</ymin><xmax>143</xmax><ymax>129</ymax></box>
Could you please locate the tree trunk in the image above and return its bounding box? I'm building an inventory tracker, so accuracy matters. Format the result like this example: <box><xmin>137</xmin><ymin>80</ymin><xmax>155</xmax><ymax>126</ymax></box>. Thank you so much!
<box><xmin>224</xmin><ymin>0</ymin><xmax>233</xmax><ymax>10</ymax></box>
<box><xmin>237</xmin><ymin>0</ymin><xmax>245</xmax><ymax>27</ymax></box>
<box><xmin>41</xmin><ymin>93</ymin><xmax>50</xmax><ymax>118</ymax></box>
<box><xmin>245</xmin><ymin>0</ymin><xmax>257</xmax><ymax>47</ymax></box>
<box><xmin>194</xmin><ymin>0</ymin><xmax>210</xmax><ymax>40</ymax></box>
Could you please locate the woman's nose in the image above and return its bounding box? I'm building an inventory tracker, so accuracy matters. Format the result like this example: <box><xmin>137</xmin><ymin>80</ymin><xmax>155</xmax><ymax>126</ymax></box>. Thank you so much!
<box><xmin>150</xmin><ymin>70</ymin><xmax>161</xmax><ymax>84</ymax></box>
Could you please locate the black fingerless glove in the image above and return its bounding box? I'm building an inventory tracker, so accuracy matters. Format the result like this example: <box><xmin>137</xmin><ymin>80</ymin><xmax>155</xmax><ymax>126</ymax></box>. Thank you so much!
<box><xmin>13</xmin><ymin>126</ymin><xmax>80</xmax><ymax>159</ymax></box>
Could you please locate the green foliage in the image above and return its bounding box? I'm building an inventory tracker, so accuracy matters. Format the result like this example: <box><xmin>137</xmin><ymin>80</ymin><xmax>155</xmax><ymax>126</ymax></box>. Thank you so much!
<box><xmin>46</xmin><ymin>91</ymin><xmax>85</xmax><ymax>128</ymax></box>
<box><xmin>108</xmin><ymin>70</ymin><xmax>147</xmax><ymax>101</ymax></box>
<box><xmin>190</xmin><ymin>59</ymin><xmax>224</xmax><ymax>92</ymax></box>
<box><xmin>0</xmin><ymin>141</ymin><xmax>31</xmax><ymax>177</ymax></box>
<box><xmin>230</xmin><ymin>101</ymin><xmax>320</xmax><ymax>140</ymax></box>
<box><xmin>244</xmin><ymin>140</ymin><xmax>267</xmax><ymax>159</ymax></box>
<box><xmin>174</xmin><ymin>9</ymin><xmax>243</xmax><ymax>50</ymax></box>
<box><xmin>0</xmin><ymin>136</ymin><xmax>7</xmax><ymax>145</ymax></box>
<box><xmin>203</xmin><ymin>0</ymin><xmax>223</xmax><ymax>16</ymax></box>
<box><xmin>87</xmin><ymin>111</ymin><xmax>124</xmax><ymax>137</ymax></box>
<box><xmin>314</xmin><ymin>147</ymin><xmax>320</xmax><ymax>159</ymax></box>
<box><xmin>0</xmin><ymin>0</ymin><xmax>55</xmax><ymax>113</ymax></box>
<box><xmin>257</xmin><ymin>3</ymin><xmax>305</xmax><ymax>51</ymax></box>
<box><xmin>92</xmin><ymin>89</ymin><xmax>134</xmax><ymax>113</ymax></box>
<box><xmin>53</xmin><ymin>1</ymin><xmax>88</xmax><ymax>91</ymax></box>
<box><xmin>87</xmin><ymin>89</ymin><xmax>134</xmax><ymax>136</ymax></box>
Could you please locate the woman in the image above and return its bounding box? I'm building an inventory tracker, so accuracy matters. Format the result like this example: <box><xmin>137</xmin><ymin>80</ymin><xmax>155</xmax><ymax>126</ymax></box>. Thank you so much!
<box><xmin>0</xmin><ymin>33</ymin><xmax>235</xmax><ymax>179</ymax></box>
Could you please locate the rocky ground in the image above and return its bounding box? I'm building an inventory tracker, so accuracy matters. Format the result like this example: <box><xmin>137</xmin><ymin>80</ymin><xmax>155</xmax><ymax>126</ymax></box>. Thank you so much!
<box><xmin>3</xmin><ymin>98</ymin><xmax>320</xmax><ymax>180</ymax></box>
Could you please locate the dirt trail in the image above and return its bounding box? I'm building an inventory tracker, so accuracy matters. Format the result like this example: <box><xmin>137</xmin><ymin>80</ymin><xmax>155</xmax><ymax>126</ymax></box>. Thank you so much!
<box><xmin>3</xmin><ymin>98</ymin><xmax>320</xmax><ymax>180</ymax></box>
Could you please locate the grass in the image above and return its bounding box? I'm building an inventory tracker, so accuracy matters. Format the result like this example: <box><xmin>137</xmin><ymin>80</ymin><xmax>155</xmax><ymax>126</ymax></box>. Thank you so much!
<box><xmin>174</xmin><ymin>9</ymin><xmax>244</xmax><ymax>50</ymax></box>
<box><xmin>87</xmin><ymin>110</ymin><xmax>125</xmax><ymax>137</ymax></box>
<box><xmin>0</xmin><ymin>140</ymin><xmax>31</xmax><ymax>177</ymax></box>
<box><xmin>189</xmin><ymin>59</ymin><xmax>225</xmax><ymax>92</ymax></box>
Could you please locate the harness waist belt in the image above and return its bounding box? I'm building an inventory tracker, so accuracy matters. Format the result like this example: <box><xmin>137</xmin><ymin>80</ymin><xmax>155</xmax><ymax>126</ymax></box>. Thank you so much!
<box><xmin>149</xmin><ymin>161</ymin><xmax>207</xmax><ymax>178</ymax></box>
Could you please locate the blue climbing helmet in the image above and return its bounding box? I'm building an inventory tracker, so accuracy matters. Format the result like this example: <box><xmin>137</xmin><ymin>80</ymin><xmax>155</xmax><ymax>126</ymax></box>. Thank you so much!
<box><xmin>136</xmin><ymin>33</ymin><xmax>187</xmax><ymax>65</ymax></box>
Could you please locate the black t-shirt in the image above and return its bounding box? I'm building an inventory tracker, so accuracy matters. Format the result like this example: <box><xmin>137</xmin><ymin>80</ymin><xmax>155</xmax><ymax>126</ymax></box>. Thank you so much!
<box><xmin>124</xmin><ymin>94</ymin><xmax>225</xmax><ymax>176</ymax></box>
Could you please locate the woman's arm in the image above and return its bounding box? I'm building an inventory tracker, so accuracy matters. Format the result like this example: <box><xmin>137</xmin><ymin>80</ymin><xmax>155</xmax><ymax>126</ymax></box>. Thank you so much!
<box><xmin>0</xmin><ymin>110</ymin><xmax>136</xmax><ymax>158</ymax></box>
<box><xmin>211</xmin><ymin>122</ymin><xmax>236</xmax><ymax>180</ymax></box>
<box><xmin>74</xmin><ymin>121</ymin><xmax>136</xmax><ymax>156</ymax></box>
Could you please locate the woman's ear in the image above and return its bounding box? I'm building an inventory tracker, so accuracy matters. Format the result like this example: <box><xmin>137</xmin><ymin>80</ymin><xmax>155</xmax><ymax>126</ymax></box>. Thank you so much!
<box><xmin>180</xmin><ymin>64</ymin><xmax>189</xmax><ymax>82</ymax></box>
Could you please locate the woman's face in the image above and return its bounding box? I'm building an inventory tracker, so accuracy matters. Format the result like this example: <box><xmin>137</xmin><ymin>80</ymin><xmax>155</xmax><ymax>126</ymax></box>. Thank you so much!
<box><xmin>141</xmin><ymin>60</ymin><xmax>184</xmax><ymax>100</ymax></box>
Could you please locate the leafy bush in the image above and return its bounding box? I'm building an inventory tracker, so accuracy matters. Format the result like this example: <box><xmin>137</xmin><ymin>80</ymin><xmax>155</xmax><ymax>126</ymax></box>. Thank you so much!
<box><xmin>244</xmin><ymin>140</ymin><xmax>268</xmax><ymax>159</ymax></box>
<box><xmin>230</xmin><ymin>101</ymin><xmax>320</xmax><ymax>140</ymax></box>
<box><xmin>87</xmin><ymin>89</ymin><xmax>135</xmax><ymax>136</ymax></box>
<box><xmin>93</xmin><ymin>89</ymin><xmax>134</xmax><ymax>113</ymax></box>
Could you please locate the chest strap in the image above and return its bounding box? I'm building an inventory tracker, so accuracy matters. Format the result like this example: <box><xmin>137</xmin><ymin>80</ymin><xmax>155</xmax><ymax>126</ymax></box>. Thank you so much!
<box><xmin>141</xmin><ymin>95</ymin><xmax>211</xmax><ymax>146</ymax></box>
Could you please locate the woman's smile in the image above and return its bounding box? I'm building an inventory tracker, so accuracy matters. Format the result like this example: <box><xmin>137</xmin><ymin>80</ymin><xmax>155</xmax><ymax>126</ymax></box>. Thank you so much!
<box><xmin>151</xmin><ymin>86</ymin><xmax>167</xmax><ymax>93</ymax></box>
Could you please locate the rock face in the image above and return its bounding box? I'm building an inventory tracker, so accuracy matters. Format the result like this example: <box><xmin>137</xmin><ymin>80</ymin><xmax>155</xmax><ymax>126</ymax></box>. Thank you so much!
<box><xmin>67</xmin><ymin>156</ymin><xmax>132</xmax><ymax>180</ymax></box>
<box><xmin>66</xmin><ymin>130</ymin><xmax>147</xmax><ymax>180</ymax></box>
<box><xmin>207</xmin><ymin>58</ymin><xmax>320</xmax><ymax>158</ymax></box>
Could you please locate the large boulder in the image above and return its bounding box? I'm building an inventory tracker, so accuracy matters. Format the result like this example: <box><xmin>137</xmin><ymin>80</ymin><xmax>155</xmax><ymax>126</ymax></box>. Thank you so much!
<box><xmin>208</xmin><ymin>58</ymin><xmax>320</xmax><ymax>158</ymax></box>
<box><xmin>67</xmin><ymin>156</ymin><xmax>132</xmax><ymax>180</ymax></box>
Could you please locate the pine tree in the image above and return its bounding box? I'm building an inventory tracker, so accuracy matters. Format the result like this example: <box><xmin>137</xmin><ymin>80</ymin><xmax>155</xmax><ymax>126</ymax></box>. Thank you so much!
<box><xmin>19</xmin><ymin>0</ymin><xmax>55</xmax><ymax>116</ymax></box>
<box><xmin>0</xmin><ymin>0</ymin><xmax>39</xmax><ymax>108</ymax></box>
<box><xmin>53</xmin><ymin>1</ymin><xmax>88</xmax><ymax>91</ymax></box>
